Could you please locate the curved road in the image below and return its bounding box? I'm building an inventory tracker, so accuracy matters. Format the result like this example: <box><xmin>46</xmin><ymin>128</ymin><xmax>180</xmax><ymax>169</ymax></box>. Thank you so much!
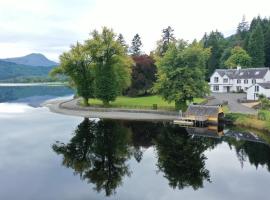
<box><xmin>43</xmin><ymin>98</ymin><xmax>178</xmax><ymax>121</ymax></box>
<box><xmin>207</xmin><ymin>93</ymin><xmax>257</xmax><ymax>114</ymax></box>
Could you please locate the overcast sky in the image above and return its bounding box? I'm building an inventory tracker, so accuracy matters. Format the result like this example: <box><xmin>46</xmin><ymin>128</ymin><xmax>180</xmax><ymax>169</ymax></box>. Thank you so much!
<box><xmin>0</xmin><ymin>0</ymin><xmax>270</xmax><ymax>61</ymax></box>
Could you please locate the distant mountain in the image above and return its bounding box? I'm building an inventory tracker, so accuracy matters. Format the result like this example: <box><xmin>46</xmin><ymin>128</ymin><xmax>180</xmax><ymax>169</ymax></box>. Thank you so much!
<box><xmin>2</xmin><ymin>53</ymin><xmax>58</xmax><ymax>67</ymax></box>
<box><xmin>0</xmin><ymin>60</ymin><xmax>55</xmax><ymax>82</ymax></box>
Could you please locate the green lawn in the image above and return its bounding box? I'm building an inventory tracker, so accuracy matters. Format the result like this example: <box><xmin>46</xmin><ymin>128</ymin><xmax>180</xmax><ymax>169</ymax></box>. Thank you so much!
<box><xmin>87</xmin><ymin>95</ymin><xmax>205</xmax><ymax>110</ymax></box>
<box><xmin>226</xmin><ymin>110</ymin><xmax>270</xmax><ymax>133</ymax></box>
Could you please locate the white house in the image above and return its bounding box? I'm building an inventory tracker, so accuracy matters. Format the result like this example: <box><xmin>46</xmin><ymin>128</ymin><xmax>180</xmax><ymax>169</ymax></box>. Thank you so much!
<box><xmin>246</xmin><ymin>82</ymin><xmax>270</xmax><ymax>100</ymax></box>
<box><xmin>209</xmin><ymin>66</ymin><xmax>270</xmax><ymax>93</ymax></box>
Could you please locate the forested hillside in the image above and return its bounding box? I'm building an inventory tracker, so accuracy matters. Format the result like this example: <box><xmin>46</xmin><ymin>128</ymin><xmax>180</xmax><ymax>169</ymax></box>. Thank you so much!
<box><xmin>202</xmin><ymin>16</ymin><xmax>270</xmax><ymax>79</ymax></box>
<box><xmin>0</xmin><ymin>60</ymin><xmax>54</xmax><ymax>82</ymax></box>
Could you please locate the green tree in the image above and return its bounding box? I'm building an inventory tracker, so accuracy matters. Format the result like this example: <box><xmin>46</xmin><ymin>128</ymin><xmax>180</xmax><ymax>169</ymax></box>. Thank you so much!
<box><xmin>235</xmin><ymin>15</ymin><xmax>249</xmax><ymax>47</ymax></box>
<box><xmin>202</xmin><ymin>31</ymin><xmax>226</xmax><ymax>79</ymax></box>
<box><xmin>117</xmin><ymin>33</ymin><xmax>128</xmax><ymax>51</ymax></box>
<box><xmin>85</xmin><ymin>27</ymin><xmax>132</xmax><ymax>106</ymax></box>
<box><xmin>237</xmin><ymin>16</ymin><xmax>249</xmax><ymax>40</ymax></box>
<box><xmin>155</xmin><ymin>26</ymin><xmax>176</xmax><ymax>56</ymax></box>
<box><xmin>220</xmin><ymin>47</ymin><xmax>232</xmax><ymax>67</ymax></box>
<box><xmin>264</xmin><ymin>25</ymin><xmax>270</xmax><ymax>67</ymax></box>
<box><xmin>50</xmin><ymin>42</ymin><xmax>95</xmax><ymax>106</ymax></box>
<box><xmin>225</xmin><ymin>46</ymin><xmax>251</xmax><ymax>68</ymax></box>
<box><xmin>248</xmin><ymin>23</ymin><xmax>265</xmax><ymax>67</ymax></box>
<box><xmin>130</xmin><ymin>34</ymin><xmax>142</xmax><ymax>56</ymax></box>
<box><xmin>154</xmin><ymin>41</ymin><xmax>210</xmax><ymax>110</ymax></box>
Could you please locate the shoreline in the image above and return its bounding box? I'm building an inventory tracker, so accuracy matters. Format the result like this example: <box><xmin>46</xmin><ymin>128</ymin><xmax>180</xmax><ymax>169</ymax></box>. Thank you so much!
<box><xmin>43</xmin><ymin>98</ymin><xmax>270</xmax><ymax>133</ymax></box>
<box><xmin>43</xmin><ymin>98</ymin><xmax>179</xmax><ymax>121</ymax></box>
<box><xmin>0</xmin><ymin>82</ymin><xmax>67</xmax><ymax>87</ymax></box>
<box><xmin>225</xmin><ymin>113</ymin><xmax>270</xmax><ymax>133</ymax></box>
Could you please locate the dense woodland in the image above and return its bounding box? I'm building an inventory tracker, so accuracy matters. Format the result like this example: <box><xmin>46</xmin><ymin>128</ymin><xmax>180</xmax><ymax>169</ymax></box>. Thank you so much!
<box><xmin>202</xmin><ymin>16</ymin><xmax>270</xmax><ymax>78</ymax></box>
<box><xmin>52</xmin><ymin>16</ymin><xmax>270</xmax><ymax>109</ymax></box>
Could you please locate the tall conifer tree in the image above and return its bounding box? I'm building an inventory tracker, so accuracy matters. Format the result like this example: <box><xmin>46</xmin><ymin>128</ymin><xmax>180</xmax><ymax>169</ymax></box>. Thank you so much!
<box><xmin>264</xmin><ymin>25</ymin><xmax>270</xmax><ymax>67</ymax></box>
<box><xmin>130</xmin><ymin>34</ymin><xmax>142</xmax><ymax>56</ymax></box>
<box><xmin>248</xmin><ymin>23</ymin><xmax>265</xmax><ymax>67</ymax></box>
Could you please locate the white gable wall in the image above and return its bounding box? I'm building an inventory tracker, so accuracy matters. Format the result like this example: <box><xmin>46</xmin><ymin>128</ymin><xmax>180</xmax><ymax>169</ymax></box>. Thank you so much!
<box><xmin>210</xmin><ymin>72</ymin><xmax>222</xmax><ymax>84</ymax></box>
<box><xmin>210</xmin><ymin>72</ymin><xmax>225</xmax><ymax>93</ymax></box>
<box><xmin>247</xmin><ymin>84</ymin><xmax>270</xmax><ymax>100</ymax></box>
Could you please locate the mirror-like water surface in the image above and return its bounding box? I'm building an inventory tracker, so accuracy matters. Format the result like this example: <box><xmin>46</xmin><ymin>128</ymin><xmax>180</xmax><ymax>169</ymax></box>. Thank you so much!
<box><xmin>0</xmin><ymin>86</ymin><xmax>270</xmax><ymax>200</ymax></box>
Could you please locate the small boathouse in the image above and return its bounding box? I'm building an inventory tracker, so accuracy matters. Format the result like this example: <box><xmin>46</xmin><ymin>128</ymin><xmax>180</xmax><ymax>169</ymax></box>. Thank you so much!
<box><xmin>174</xmin><ymin>105</ymin><xmax>224</xmax><ymax>126</ymax></box>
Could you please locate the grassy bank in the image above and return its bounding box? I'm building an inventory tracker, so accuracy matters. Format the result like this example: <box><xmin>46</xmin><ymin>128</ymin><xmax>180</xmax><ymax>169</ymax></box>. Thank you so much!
<box><xmin>225</xmin><ymin>112</ymin><xmax>270</xmax><ymax>133</ymax></box>
<box><xmin>86</xmin><ymin>95</ymin><xmax>205</xmax><ymax>111</ymax></box>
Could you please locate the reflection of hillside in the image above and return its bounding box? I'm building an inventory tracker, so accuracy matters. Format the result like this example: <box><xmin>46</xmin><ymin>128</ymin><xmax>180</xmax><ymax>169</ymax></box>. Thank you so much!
<box><xmin>0</xmin><ymin>86</ymin><xmax>73</xmax><ymax>103</ymax></box>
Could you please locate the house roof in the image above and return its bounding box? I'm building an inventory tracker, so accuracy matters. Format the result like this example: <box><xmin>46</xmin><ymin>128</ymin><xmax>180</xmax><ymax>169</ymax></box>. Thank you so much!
<box><xmin>186</xmin><ymin>105</ymin><xmax>221</xmax><ymax>117</ymax></box>
<box><xmin>258</xmin><ymin>82</ymin><xmax>270</xmax><ymax>89</ymax></box>
<box><xmin>215</xmin><ymin>67</ymin><xmax>269</xmax><ymax>79</ymax></box>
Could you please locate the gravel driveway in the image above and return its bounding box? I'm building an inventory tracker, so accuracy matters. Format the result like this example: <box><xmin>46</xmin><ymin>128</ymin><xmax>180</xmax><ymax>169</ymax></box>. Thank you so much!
<box><xmin>207</xmin><ymin>93</ymin><xmax>257</xmax><ymax>114</ymax></box>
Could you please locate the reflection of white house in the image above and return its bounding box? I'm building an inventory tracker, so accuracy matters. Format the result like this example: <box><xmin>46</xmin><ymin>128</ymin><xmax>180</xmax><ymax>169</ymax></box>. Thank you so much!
<box><xmin>247</xmin><ymin>82</ymin><xmax>270</xmax><ymax>100</ymax></box>
<box><xmin>209</xmin><ymin>66</ymin><xmax>270</xmax><ymax>93</ymax></box>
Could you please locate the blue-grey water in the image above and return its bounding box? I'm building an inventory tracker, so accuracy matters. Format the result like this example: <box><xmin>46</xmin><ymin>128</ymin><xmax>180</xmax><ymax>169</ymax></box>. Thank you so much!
<box><xmin>0</xmin><ymin>85</ymin><xmax>270</xmax><ymax>200</ymax></box>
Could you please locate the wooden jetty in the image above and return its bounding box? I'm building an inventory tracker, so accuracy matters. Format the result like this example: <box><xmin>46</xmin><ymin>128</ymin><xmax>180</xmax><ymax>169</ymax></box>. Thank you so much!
<box><xmin>174</xmin><ymin>105</ymin><xmax>224</xmax><ymax>126</ymax></box>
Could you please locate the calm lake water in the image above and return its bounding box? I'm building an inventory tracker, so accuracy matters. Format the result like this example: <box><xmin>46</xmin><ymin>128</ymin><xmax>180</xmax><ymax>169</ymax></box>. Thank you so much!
<box><xmin>0</xmin><ymin>85</ymin><xmax>270</xmax><ymax>200</ymax></box>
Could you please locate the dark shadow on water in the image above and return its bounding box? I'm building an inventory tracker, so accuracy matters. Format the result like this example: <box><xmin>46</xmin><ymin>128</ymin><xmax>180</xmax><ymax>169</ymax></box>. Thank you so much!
<box><xmin>52</xmin><ymin>119</ymin><xmax>270</xmax><ymax>196</ymax></box>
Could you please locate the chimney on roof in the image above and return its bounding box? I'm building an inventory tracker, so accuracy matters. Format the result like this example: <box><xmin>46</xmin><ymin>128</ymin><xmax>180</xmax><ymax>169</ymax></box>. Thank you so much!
<box><xmin>237</xmin><ymin>65</ymin><xmax>241</xmax><ymax>70</ymax></box>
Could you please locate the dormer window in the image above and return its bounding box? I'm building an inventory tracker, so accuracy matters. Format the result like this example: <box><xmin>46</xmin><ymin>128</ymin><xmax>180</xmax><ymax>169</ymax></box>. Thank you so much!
<box><xmin>214</xmin><ymin>77</ymin><xmax>219</xmax><ymax>83</ymax></box>
<box><xmin>244</xmin><ymin>79</ymin><xmax>248</xmax><ymax>84</ymax></box>
<box><xmin>223</xmin><ymin>78</ymin><xmax>228</xmax><ymax>83</ymax></box>
<box><xmin>255</xmin><ymin>71</ymin><xmax>260</xmax><ymax>75</ymax></box>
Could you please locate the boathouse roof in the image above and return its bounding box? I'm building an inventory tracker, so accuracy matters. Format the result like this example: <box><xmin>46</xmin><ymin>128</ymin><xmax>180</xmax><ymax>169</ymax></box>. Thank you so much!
<box><xmin>185</xmin><ymin>105</ymin><xmax>222</xmax><ymax>117</ymax></box>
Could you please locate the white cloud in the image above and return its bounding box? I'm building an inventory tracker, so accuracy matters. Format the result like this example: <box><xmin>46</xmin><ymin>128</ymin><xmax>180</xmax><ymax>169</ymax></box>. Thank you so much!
<box><xmin>0</xmin><ymin>0</ymin><xmax>270</xmax><ymax>61</ymax></box>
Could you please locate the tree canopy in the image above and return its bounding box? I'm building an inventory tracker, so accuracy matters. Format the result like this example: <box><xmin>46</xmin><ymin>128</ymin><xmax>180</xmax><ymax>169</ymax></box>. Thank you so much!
<box><xmin>126</xmin><ymin>54</ymin><xmax>157</xmax><ymax>97</ymax></box>
<box><xmin>154</xmin><ymin>41</ymin><xmax>210</xmax><ymax>110</ymax></box>
<box><xmin>50</xmin><ymin>42</ymin><xmax>95</xmax><ymax>105</ymax></box>
<box><xmin>52</xmin><ymin>27</ymin><xmax>132</xmax><ymax>106</ymax></box>
<box><xmin>225</xmin><ymin>46</ymin><xmax>251</xmax><ymax>68</ymax></box>
<box><xmin>202</xmin><ymin>31</ymin><xmax>226</xmax><ymax>79</ymax></box>
<box><xmin>130</xmin><ymin>34</ymin><xmax>142</xmax><ymax>56</ymax></box>
<box><xmin>85</xmin><ymin>27</ymin><xmax>132</xmax><ymax>105</ymax></box>
<box><xmin>248</xmin><ymin>23</ymin><xmax>265</xmax><ymax>67</ymax></box>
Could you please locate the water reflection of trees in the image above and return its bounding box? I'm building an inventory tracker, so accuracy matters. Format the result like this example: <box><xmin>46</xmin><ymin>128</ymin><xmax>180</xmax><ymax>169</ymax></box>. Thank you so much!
<box><xmin>225</xmin><ymin>137</ymin><xmax>270</xmax><ymax>170</ymax></box>
<box><xmin>53</xmin><ymin>119</ymin><xmax>270</xmax><ymax>195</ymax></box>
<box><xmin>53</xmin><ymin>118</ymin><xmax>132</xmax><ymax>196</ymax></box>
<box><xmin>154</xmin><ymin>125</ymin><xmax>214</xmax><ymax>190</ymax></box>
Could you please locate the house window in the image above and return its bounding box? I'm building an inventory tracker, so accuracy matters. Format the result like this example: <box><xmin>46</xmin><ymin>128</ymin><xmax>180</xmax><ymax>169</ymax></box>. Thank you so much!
<box><xmin>255</xmin><ymin>85</ymin><xmax>259</xmax><ymax>92</ymax></box>
<box><xmin>244</xmin><ymin>79</ymin><xmax>248</xmax><ymax>84</ymax></box>
<box><xmin>237</xmin><ymin>79</ymin><xmax>241</xmax><ymax>84</ymax></box>
<box><xmin>236</xmin><ymin>86</ymin><xmax>241</xmax><ymax>92</ymax></box>
<box><xmin>214</xmin><ymin>77</ymin><xmax>219</xmax><ymax>83</ymax></box>
<box><xmin>223</xmin><ymin>78</ymin><xmax>228</xmax><ymax>83</ymax></box>
<box><xmin>213</xmin><ymin>86</ymin><xmax>219</xmax><ymax>91</ymax></box>
<box><xmin>252</xmin><ymin>79</ymin><xmax>256</xmax><ymax>84</ymax></box>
